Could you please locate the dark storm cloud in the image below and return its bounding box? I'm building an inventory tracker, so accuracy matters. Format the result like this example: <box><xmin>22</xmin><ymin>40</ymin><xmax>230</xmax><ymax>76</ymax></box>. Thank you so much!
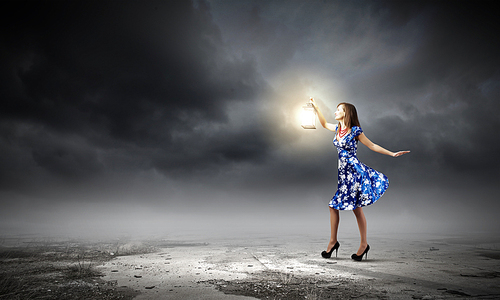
<box><xmin>1</xmin><ymin>0</ymin><xmax>499</xmax><ymax>237</ymax></box>
<box><xmin>0</xmin><ymin>0</ymin><xmax>270</xmax><ymax>191</ymax></box>
<box><xmin>346</xmin><ymin>0</ymin><xmax>500</xmax><ymax>183</ymax></box>
<box><xmin>200</xmin><ymin>0</ymin><xmax>500</xmax><ymax>197</ymax></box>
<box><xmin>0</xmin><ymin>0</ymin><xmax>499</xmax><ymax>208</ymax></box>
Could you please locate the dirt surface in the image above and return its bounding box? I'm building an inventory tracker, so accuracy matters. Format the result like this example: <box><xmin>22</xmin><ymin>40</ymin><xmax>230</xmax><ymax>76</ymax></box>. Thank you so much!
<box><xmin>0</xmin><ymin>237</ymin><xmax>156</xmax><ymax>300</ymax></box>
<box><xmin>97</xmin><ymin>234</ymin><xmax>500</xmax><ymax>299</ymax></box>
<box><xmin>202</xmin><ymin>270</ymin><xmax>386</xmax><ymax>299</ymax></box>
<box><xmin>2</xmin><ymin>234</ymin><xmax>500</xmax><ymax>299</ymax></box>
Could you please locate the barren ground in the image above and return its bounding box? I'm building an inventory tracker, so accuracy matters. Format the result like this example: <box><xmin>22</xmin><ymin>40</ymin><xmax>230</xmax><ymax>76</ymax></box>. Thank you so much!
<box><xmin>1</xmin><ymin>234</ymin><xmax>500</xmax><ymax>299</ymax></box>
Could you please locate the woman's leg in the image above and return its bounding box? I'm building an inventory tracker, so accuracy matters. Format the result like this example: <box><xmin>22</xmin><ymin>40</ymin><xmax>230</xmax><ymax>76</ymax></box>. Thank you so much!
<box><xmin>327</xmin><ymin>207</ymin><xmax>340</xmax><ymax>251</ymax></box>
<box><xmin>353</xmin><ymin>207</ymin><xmax>368</xmax><ymax>255</ymax></box>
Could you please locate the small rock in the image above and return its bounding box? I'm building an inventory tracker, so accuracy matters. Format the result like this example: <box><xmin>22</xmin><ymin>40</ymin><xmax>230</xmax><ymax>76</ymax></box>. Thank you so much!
<box><xmin>429</xmin><ymin>247</ymin><xmax>439</xmax><ymax>251</ymax></box>
<box><xmin>134</xmin><ymin>275</ymin><xmax>142</xmax><ymax>278</ymax></box>
<box><xmin>145</xmin><ymin>286</ymin><xmax>155</xmax><ymax>289</ymax></box>
<box><xmin>445</xmin><ymin>290</ymin><xmax>470</xmax><ymax>296</ymax></box>
<box><xmin>247</xmin><ymin>265</ymin><xmax>253</xmax><ymax>267</ymax></box>
<box><xmin>106</xmin><ymin>280</ymin><xmax>117</xmax><ymax>286</ymax></box>
<box><xmin>111</xmin><ymin>270</ymin><xmax>118</xmax><ymax>272</ymax></box>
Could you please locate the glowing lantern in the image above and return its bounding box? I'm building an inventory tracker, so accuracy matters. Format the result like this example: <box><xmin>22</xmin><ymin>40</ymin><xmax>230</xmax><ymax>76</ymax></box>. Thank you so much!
<box><xmin>301</xmin><ymin>100</ymin><xmax>316</xmax><ymax>129</ymax></box>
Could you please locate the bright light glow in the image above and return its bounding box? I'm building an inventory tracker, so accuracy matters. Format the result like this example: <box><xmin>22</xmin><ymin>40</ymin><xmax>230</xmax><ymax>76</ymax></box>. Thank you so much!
<box><xmin>301</xmin><ymin>103</ymin><xmax>316</xmax><ymax>129</ymax></box>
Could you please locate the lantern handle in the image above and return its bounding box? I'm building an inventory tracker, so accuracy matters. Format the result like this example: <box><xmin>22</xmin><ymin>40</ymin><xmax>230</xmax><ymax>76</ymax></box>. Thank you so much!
<box><xmin>309</xmin><ymin>98</ymin><xmax>335</xmax><ymax>131</ymax></box>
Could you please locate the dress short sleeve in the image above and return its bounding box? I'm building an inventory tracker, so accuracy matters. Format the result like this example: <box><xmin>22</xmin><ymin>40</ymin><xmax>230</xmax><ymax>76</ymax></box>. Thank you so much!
<box><xmin>352</xmin><ymin>126</ymin><xmax>363</xmax><ymax>137</ymax></box>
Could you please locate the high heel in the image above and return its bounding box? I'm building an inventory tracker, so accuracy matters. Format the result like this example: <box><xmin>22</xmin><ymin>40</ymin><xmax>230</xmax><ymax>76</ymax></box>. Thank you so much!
<box><xmin>321</xmin><ymin>241</ymin><xmax>340</xmax><ymax>258</ymax></box>
<box><xmin>351</xmin><ymin>244</ymin><xmax>370</xmax><ymax>261</ymax></box>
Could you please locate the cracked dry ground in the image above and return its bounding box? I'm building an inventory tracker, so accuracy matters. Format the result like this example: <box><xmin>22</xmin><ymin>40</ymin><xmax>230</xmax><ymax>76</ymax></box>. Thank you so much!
<box><xmin>203</xmin><ymin>270</ymin><xmax>390</xmax><ymax>300</ymax></box>
<box><xmin>0</xmin><ymin>239</ymin><xmax>156</xmax><ymax>300</ymax></box>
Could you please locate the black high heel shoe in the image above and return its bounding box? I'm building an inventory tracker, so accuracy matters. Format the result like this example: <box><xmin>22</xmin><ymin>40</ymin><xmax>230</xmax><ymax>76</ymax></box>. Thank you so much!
<box><xmin>351</xmin><ymin>244</ymin><xmax>370</xmax><ymax>261</ymax></box>
<box><xmin>321</xmin><ymin>241</ymin><xmax>340</xmax><ymax>258</ymax></box>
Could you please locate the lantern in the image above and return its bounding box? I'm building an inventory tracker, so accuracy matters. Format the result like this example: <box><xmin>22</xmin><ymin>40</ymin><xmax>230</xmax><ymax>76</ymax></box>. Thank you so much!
<box><xmin>301</xmin><ymin>100</ymin><xmax>316</xmax><ymax>129</ymax></box>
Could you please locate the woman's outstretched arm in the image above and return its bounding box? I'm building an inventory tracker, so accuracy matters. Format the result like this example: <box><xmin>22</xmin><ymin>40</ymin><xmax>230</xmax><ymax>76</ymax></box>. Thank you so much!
<box><xmin>310</xmin><ymin>98</ymin><xmax>337</xmax><ymax>132</ymax></box>
<box><xmin>358</xmin><ymin>133</ymin><xmax>410</xmax><ymax>157</ymax></box>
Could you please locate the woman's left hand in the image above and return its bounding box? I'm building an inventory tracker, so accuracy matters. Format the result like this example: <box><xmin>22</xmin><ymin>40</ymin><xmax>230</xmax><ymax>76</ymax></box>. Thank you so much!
<box><xmin>392</xmin><ymin>151</ymin><xmax>410</xmax><ymax>157</ymax></box>
<box><xmin>309</xmin><ymin>97</ymin><xmax>318</xmax><ymax>110</ymax></box>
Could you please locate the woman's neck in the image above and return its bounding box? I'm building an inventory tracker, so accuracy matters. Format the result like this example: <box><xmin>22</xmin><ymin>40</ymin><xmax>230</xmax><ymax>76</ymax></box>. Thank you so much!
<box><xmin>339</xmin><ymin>120</ymin><xmax>347</xmax><ymax>130</ymax></box>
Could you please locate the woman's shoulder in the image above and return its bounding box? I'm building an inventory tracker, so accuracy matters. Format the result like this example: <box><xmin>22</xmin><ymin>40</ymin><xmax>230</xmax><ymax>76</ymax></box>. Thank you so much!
<box><xmin>351</xmin><ymin>126</ymin><xmax>363</xmax><ymax>136</ymax></box>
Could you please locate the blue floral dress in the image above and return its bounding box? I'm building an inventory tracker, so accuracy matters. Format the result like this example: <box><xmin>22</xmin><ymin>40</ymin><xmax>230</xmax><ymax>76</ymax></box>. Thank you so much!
<box><xmin>329</xmin><ymin>126</ymin><xmax>389</xmax><ymax>210</ymax></box>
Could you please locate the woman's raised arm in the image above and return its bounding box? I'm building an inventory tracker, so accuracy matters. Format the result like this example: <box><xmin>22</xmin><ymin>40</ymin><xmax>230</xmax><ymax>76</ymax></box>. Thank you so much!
<box><xmin>310</xmin><ymin>98</ymin><xmax>337</xmax><ymax>132</ymax></box>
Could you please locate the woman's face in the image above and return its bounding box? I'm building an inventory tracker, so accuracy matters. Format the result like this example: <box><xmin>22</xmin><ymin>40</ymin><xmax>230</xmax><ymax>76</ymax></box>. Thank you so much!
<box><xmin>335</xmin><ymin>105</ymin><xmax>345</xmax><ymax>121</ymax></box>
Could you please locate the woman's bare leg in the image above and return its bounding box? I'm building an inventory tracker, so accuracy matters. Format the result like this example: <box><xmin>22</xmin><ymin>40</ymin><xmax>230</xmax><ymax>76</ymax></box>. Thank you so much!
<box><xmin>353</xmin><ymin>207</ymin><xmax>368</xmax><ymax>255</ymax></box>
<box><xmin>327</xmin><ymin>207</ymin><xmax>340</xmax><ymax>251</ymax></box>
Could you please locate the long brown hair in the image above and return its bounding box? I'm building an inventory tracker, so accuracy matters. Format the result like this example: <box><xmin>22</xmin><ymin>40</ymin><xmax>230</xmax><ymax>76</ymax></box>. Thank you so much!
<box><xmin>337</xmin><ymin>102</ymin><xmax>361</xmax><ymax>139</ymax></box>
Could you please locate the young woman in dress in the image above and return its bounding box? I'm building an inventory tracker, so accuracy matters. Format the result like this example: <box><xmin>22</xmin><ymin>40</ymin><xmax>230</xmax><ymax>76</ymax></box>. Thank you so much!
<box><xmin>310</xmin><ymin>99</ymin><xmax>410</xmax><ymax>261</ymax></box>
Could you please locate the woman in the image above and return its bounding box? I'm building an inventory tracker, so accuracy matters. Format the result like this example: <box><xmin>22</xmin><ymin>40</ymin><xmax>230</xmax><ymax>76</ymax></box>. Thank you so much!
<box><xmin>310</xmin><ymin>99</ymin><xmax>410</xmax><ymax>261</ymax></box>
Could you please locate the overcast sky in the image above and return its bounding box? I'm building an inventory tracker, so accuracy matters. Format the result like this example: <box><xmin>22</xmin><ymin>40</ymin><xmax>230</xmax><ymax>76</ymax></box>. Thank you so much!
<box><xmin>1</xmin><ymin>0</ymin><xmax>499</xmax><ymax>238</ymax></box>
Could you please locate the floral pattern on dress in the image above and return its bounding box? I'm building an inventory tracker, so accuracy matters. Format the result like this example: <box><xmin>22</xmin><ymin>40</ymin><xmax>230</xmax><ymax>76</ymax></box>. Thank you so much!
<box><xmin>329</xmin><ymin>126</ymin><xmax>389</xmax><ymax>210</ymax></box>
